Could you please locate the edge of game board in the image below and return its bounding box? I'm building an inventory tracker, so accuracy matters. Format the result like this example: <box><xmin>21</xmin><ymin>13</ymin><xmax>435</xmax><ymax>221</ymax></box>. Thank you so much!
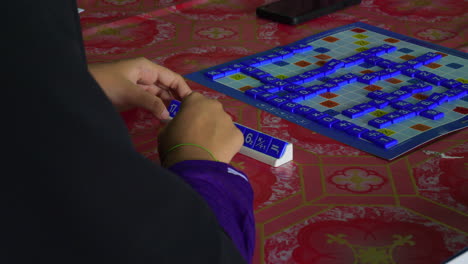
<box><xmin>185</xmin><ymin>22</ymin><xmax>468</xmax><ymax>160</ymax></box>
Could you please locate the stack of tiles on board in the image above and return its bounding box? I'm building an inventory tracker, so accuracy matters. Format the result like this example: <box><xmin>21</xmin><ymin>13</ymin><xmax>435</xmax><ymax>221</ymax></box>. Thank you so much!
<box><xmin>167</xmin><ymin>100</ymin><xmax>293</xmax><ymax>167</ymax></box>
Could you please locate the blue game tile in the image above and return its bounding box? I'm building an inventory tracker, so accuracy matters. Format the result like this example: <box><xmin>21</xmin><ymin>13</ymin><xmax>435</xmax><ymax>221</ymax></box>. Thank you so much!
<box><xmin>241</xmin><ymin>66</ymin><xmax>260</xmax><ymax>75</ymax></box>
<box><xmin>446</xmin><ymin>87</ymin><xmax>468</xmax><ymax>99</ymax></box>
<box><xmin>297</xmin><ymin>43</ymin><xmax>314</xmax><ymax>52</ymax></box>
<box><xmin>268</xmin><ymin>97</ymin><xmax>290</xmax><ymax>107</ymax></box>
<box><xmin>308</xmin><ymin>85</ymin><xmax>327</xmax><ymax>95</ymax></box>
<box><xmin>441</xmin><ymin>79</ymin><xmax>462</xmax><ymax>89</ymax></box>
<box><xmin>258</xmin><ymin>84</ymin><xmax>280</xmax><ymax>93</ymax></box>
<box><xmin>257</xmin><ymin>92</ymin><xmax>278</xmax><ymax>102</ymax></box>
<box><xmin>384</xmin><ymin>112</ymin><xmax>405</xmax><ymax>123</ymax></box>
<box><xmin>367</xmin><ymin>47</ymin><xmax>386</xmax><ymax>56</ymax></box>
<box><xmin>367</xmin><ymin>90</ymin><xmax>389</xmax><ymax>100</ymax></box>
<box><xmin>374</xmin><ymin>70</ymin><xmax>390</xmax><ymax>80</ymax></box>
<box><xmin>380</xmin><ymin>44</ymin><xmax>397</xmax><ymax>53</ymax></box>
<box><xmin>420</xmin><ymin>52</ymin><xmax>442</xmax><ymax>64</ymax></box>
<box><xmin>399</xmin><ymin>85</ymin><xmax>420</xmax><ymax>94</ymax></box>
<box><xmin>420</xmin><ymin>109</ymin><xmax>444</xmax><ymax>120</ymax></box>
<box><xmin>241</xmin><ymin>59</ymin><xmax>261</xmax><ymax>67</ymax></box>
<box><xmin>314</xmin><ymin>47</ymin><xmax>330</xmax><ymax>53</ymax></box>
<box><xmin>341</xmin><ymin>58</ymin><xmax>359</xmax><ymax>67</ymax></box>
<box><xmin>358</xmin><ymin>50</ymin><xmax>375</xmax><ymax>57</ymax></box>
<box><xmin>252</xmin><ymin>56</ymin><xmax>271</xmax><ymax>65</ymax></box>
<box><xmin>323</xmin><ymin>109</ymin><xmax>340</xmax><ymax>117</ymax></box>
<box><xmin>426</xmin><ymin>75</ymin><xmax>447</xmax><ymax>86</ymax></box>
<box><xmin>345</xmin><ymin>126</ymin><xmax>369</xmax><ymax>138</ymax></box>
<box><xmin>265</xmin><ymin>138</ymin><xmax>288</xmax><ymax>158</ymax></box>
<box><xmin>415</xmin><ymin>99</ymin><xmax>438</xmax><ymax>110</ymax></box>
<box><xmin>272</xmin><ymin>80</ymin><xmax>290</xmax><ymax>88</ymax></box>
<box><xmin>230</xmin><ymin>63</ymin><xmax>245</xmax><ymax>70</ymax></box>
<box><xmin>306</xmin><ymin>111</ymin><xmax>328</xmax><ymax>121</ymax></box>
<box><xmin>219</xmin><ymin>66</ymin><xmax>239</xmax><ymax>76</ymax></box>
<box><xmin>274</xmin><ymin>48</ymin><xmax>293</xmax><ymax>58</ymax></box>
<box><xmin>395</xmin><ymin>109</ymin><xmax>416</xmax><ymax>119</ymax></box>
<box><xmin>358</xmin><ymin>62</ymin><xmax>375</xmax><ymax>69</ymax></box>
<box><xmin>368</xmin><ymin>117</ymin><xmax>392</xmax><ymax>129</ymax></box>
<box><xmin>407</xmin><ymin>105</ymin><xmax>426</xmax><ymax>115</ymax></box>
<box><xmin>322</xmin><ymin>83</ymin><xmax>340</xmax><ymax>92</ymax></box>
<box><xmin>342</xmin><ymin>108</ymin><xmax>365</xmax><ymax>119</ymax></box>
<box><xmin>364</xmin><ymin>56</ymin><xmax>383</xmax><ymax>66</ymax></box>
<box><xmin>316</xmin><ymin>116</ymin><xmax>340</xmax><ymax>128</ymax></box>
<box><xmin>413</xmin><ymin>82</ymin><xmax>432</xmax><ymax>92</ymax></box>
<box><xmin>296</xmin><ymin>89</ymin><xmax>318</xmax><ymax>100</ymax></box>
<box><xmin>321</xmin><ymin>66</ymin><xmax>336</xmax><ymax>75</ymax></box>
<box><xmin>260</xmin><ymin>76</ymin><xmax>282</xmax><ymax>84</ymax></box>
<box><xmin>296</xmin><ymin>73</ymin><xmax>316</xmax><ymax>83</ymax></box>
<box><xmin>332</xmin><ymin>120</ymin><xmax>355</xmax><ymax>131</ymax></box>
<box><xmin>327</xmin><ymin>77</ymin><xmax>348</xmax><ymax>87</ymax></box>
<box><xmin>402</xmin><ymin>60</ymin><xmax>423</xmax><ymax>69</ymax></box>
<box><xmin>401</xmin><ymin>67</ymin><xmax>421</xmax><ymax>77</ymax></box>
<box><xmin>284</xmin><ymin>84</ymin><xmax>306</xmax><ymax>92</ymax></box>
<box><xmin>284</xmin><ymin>76</ymin><xmax>305</xmax><ymax>84</ymax></box>
<box><xmin>295</xmin><ymin>105</ymin><xmax>317</xmax><ymax>116</ymax></box>
<box><xmin>318</xmin><ymin>76</ymin><xmax>331</xmax><ymax>82</ymax></box>
<box><xmin>361</xmin><ymin>130</ymin><xmax>385</xmax><ymax>142</ymax></box>
<box><xmin>357</xmin><ymin>73</ymin><xmax>378</xmax><ymax>84</ymax></box>
<box><xmin>273</xmin><ymin>60</ymin><xmax>290</xmax><ymax>67</ymax></box>
<box><xmin>168</xmin><ymin>100</ymin><xmax>181</xmax><ymax>118</ymax></box>
<box><xmin>373</xmin><ymin>135</ymin><xmax>398</xmax><ymax>149</ymax></box>
<box><xmin>391</xmin><ymin>100</ymin><xmax>413</xmax><ymax>110</ymax></box>
<box><xmin>280</xmin><ymin>102</ymin><xmax>301</xmax><ymax>113</ymax></box>
<box><xmin>304</xmin><ymin>69</ymin><xmax>326</xmax><ymax>79</ymax></box>
<box><xmin>244</xmin><ymin>87</ymin><xmax>266</xmax><ymax>98</ymax></box>
<box><xmin>390</xmin><ymin>90</ymin><xmax>412</xmax><ymax>100</ymax></box>
<box><xmin>249</xmin><ymin>70</ymin><xmax>271</xmax><ymax>79</ymax></box>
<box><xmin>369</xmin><ymin>99</ymin><xmax>390</xmax><ymax>109</ymax></box>
<box><xmin>243</xmin><ymin>128</ymin><xmax>259</xmax><ymax>148</ymax></box>
<box><xmin>390</xmin><ymin>63</ymin><xmax>410</xmax><ymax>71</ymax></box>
<box><xmin>347</xmin><ymin>54</ymin><xmax>365</xmax><ymax>64</ymax></box>
<box><xmin>324</xmin><ymin>59</ymin><xmax>344</xmax><ymax>69</ymax></box>
<box><xmin>445</xmin><ymin>63</ymin><xmax>464</xmax><ymax>69</ymax></box>
<box><xmin>283</xmin><ymin>93</ymin><xmax>304</xmax><ymax>103</ymax></box>
<box><xmin>376</xmin><ymin>59</ymin><xmax>396</xmax><ymax>69</ymax></box>
<box><xmin>252</xmin><ymin>133</ymin><xmax>273</xmax><ymax>153</ymax></box>
<box><xmin>341</xmin><ymin>73</ymin><xmax>358</xmax><ymax>83</ymax></box>
<box><xmin>383</xmin><ymin>68</ymin><xmax>401</xmax><ymax>78</ymax></box>
<box><xmin>383</xmin><ymin>94</ymin><xmax>401</xmax><ymax>102</ymax></box>
<box><xmin>415</xmin><ymin>71</ymin><xmax>435</xmax><ymax>81</ymax></box>
<box><xmin>287</xmin><ymin>44</ymin><xmax>309</xmax><ymax>53</ymax></box>
<box><xmin>354</xmin><ymin>103</ymin><xmax>377</xmax><ymax>114</ymax></box>
<box><xmin>205</xmin><ymin>70</ymin><xmax>224</xmax><ymax>80</ymax></box>
<box><xmin>427</xmin><ymin>93</ymin><xmax>449</xmax><ymax>105</ymax></box>
<box><xmin>234</xmin><ymin>123</ymin><xmax>246</xmax><ymax>133</ymax></box>
<box><xmin>265</xmin><ymin>53</ymin><xmax>282</xmax><ymax>62</ymax></box>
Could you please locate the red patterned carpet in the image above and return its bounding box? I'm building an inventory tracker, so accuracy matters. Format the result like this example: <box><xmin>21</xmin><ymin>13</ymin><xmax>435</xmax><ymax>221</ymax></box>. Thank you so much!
<box><xmin>79</xmin><ymin>0</ymin><xmax>467</xmax><ymax>263</ymax></box>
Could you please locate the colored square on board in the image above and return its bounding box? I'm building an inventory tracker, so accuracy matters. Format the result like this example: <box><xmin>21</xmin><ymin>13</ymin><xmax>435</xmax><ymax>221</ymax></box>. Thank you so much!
<box><xmin>377</xmin><ymin>128</ymin><xmax>396</xmax><ymax>136</ymax></box>
<box><xmin>398</xmin><ymin>48</ymin><xmax>413</xmax><ymax>53</ymax></box>
<box><xmin>359</xmin><ymin>63</ymin><xmax>374</xmax><ymax>69</ymax></box>
<box><xmin>425</xmin><ymin>63</ymin><xmax>442</xmax><ymax>69</ymax></box>
<box><xmin>411</xmin><ymin>124</ymin><xmax>432</xmax><ymax>131</ymax></box>
<box><xmin>364</xmin><ymin>85</ymin><xmax>383</xmax><ymax>92</ymax></box>
<box><xmin>323</xmin><ymin>36</ymin><xmax>339</xmax><ymax>42</ymax></box>
<box><xmin>239</xmin><ymin>85</ymin><xmax>253</xmax><ymax>91</ymax></box>
<box><xmin>320</xmin><ymin>92</ymin><xmax>339</xmax><ymax>99</ymax></box>
<box><xmin>273</xmin><ymin>61</ymin><xmax>289</xmax><ymax>66</ymax></box>
<box><xmin>386</xmin><ymin>78</ymin><xmax>403</xmax><ymax>84</ymax></box>
<box><xmin>354</xmin><ymin>40</ymin><xmax>370</xmax><ymax>46</ymax></box>
<box><xmin>371</xmin><ymin>110</ymin><xmax>389</xmax><ymax>117</ymax></box>
<box><xmin>276</xmin><ymin>74</ymin><xmax>289</xmax><ymax>80</ymax></box>
<box><xmin>453</xmin><ymin>107</ymin><xmax>468</xmax><ymax>114</ymax></box>
<box><xmin>315</xmin><ymin>61</ymin><xmax>327</xmax><ymax>66</ymax></box>
<box><xmin>384</xmin><ymin>38</ymin><xmax>400</xmax><ymax>43</ymax></box>
<box><xmin>314</xmin><ymin>47</ymin><xmax>330</xmax><ymax>53</ymax></box>
<box><xmin>446</xmin><ymin>63</ymin><xmax>463</xmax><ymax>69</ymax></box>
<box><xmin>294</xmin><ymin>60</ymin><xmax>312</xmax><ymax>67</ymax></box>
<box><xmin>361</xmin><ymin>70</ymin><xmax>374</xmax><ymax>74</ymax></box>
<box><xmin>351</xmin><ymin>28</ymin><xmax>366</xmax><ymax>33</ymax></box>
<box><xmin>435</xmin><ymin>52</ymin><xmax>448</xmax><ymax>57</ymax></box>
<box><xmin>456</xmin><ymin>78</ymin><xmax>468</xmax><ymax>84</ymax></box>
<box><xmin>400</xmin><ymin>55</ymin><xmax>416</xmax><ymax>60</ymax></box>
<box><xmin>353</xmin><ymin>34</ymin><xmax>368</xmax><ymax>39</ymax></box>
<box><xmin>413</xmin><ymin>94</ymin><xmax>429</xmax><ymax>100</ymax></box>
<box><xmin>324</xmin><ymin>109</ymin><xmax>340</xmax><ymax>116</ymax></box>
<box><xmin>315</xmin><ymin>54</ymin><xmax>332</xmax><ymax>60</ymax></box>
<box><xmin>355</xmin><ymin>47</ymin><xmax>368</xmax><ymax>52</ymax></box>
<box><xmin>320</xmin><ymin>100</ymin><xmax>340</xmax><ymax>108</ymax></box>
<box><xmin>230</xmin><ymin>73</ymin><xmax>247</xmax><ymax>80</ymax></box>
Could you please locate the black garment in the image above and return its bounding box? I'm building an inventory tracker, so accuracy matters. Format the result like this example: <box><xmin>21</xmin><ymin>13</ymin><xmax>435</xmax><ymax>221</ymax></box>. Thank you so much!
<box><xmin>3</xmin><ymin>1</ymin><xmax>246</xmax><ymax>263</ymax></box>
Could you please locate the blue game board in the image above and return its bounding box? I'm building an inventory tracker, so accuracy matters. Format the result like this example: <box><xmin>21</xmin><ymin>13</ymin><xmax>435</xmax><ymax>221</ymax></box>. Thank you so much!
<box><xmin>185</xmin><ymin>22</ymin><xmax>468</xmax><ymax>160</ymax></box>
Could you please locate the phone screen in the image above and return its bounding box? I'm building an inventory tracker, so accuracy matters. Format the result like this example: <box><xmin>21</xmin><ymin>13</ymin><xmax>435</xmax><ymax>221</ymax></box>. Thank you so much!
<box><xmin>264</xmin><ymin>0</ymin><xmax>347</xmax><ymax>17</ymax></box>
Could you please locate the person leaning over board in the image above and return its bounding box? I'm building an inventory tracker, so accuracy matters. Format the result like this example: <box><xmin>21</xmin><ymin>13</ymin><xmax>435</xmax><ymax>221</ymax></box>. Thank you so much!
<box><xmin>3</xmin><ymin>0</ymin><xmax>254</xmax><ymax>263</ymax></box>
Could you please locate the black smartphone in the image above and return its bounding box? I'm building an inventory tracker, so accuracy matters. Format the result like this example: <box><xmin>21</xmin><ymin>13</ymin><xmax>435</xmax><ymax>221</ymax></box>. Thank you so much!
<box><xmin>256</xmin><ymin>0</ymin><xmax>362</xmax><ymax>25</ymax></box>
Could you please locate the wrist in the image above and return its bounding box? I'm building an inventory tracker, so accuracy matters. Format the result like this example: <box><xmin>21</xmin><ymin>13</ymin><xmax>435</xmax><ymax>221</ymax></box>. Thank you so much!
<box><xmin>161</xmin><ymin>144</ymin><xmax>218</xmax><ymax>168</ymax></box>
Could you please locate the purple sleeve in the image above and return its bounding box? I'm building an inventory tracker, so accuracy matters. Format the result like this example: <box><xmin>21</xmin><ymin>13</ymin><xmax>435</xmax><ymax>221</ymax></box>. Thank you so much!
<box><xmin>169</xmin><ymin>160</ymin><xmax>255</xmax><ymax>263</ymax></box>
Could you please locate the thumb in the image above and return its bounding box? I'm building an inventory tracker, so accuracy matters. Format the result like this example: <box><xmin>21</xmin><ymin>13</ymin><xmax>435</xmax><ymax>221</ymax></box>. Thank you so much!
<box><xmin>133</xmin><ymin>86</ymin><xmax>170</xmax><ymax>119</ymax></box>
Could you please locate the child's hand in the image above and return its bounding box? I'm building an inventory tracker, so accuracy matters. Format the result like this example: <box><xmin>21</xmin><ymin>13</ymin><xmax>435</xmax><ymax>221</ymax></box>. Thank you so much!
<box><xmin>158</xmin><ymin>93</ymin><xmax>244</xmax><ymax>167</ymax></box>
<box><xmin>88</xmin><ymin>57</ymin><xmax>192</xmax><ymax>119</ymax></box>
